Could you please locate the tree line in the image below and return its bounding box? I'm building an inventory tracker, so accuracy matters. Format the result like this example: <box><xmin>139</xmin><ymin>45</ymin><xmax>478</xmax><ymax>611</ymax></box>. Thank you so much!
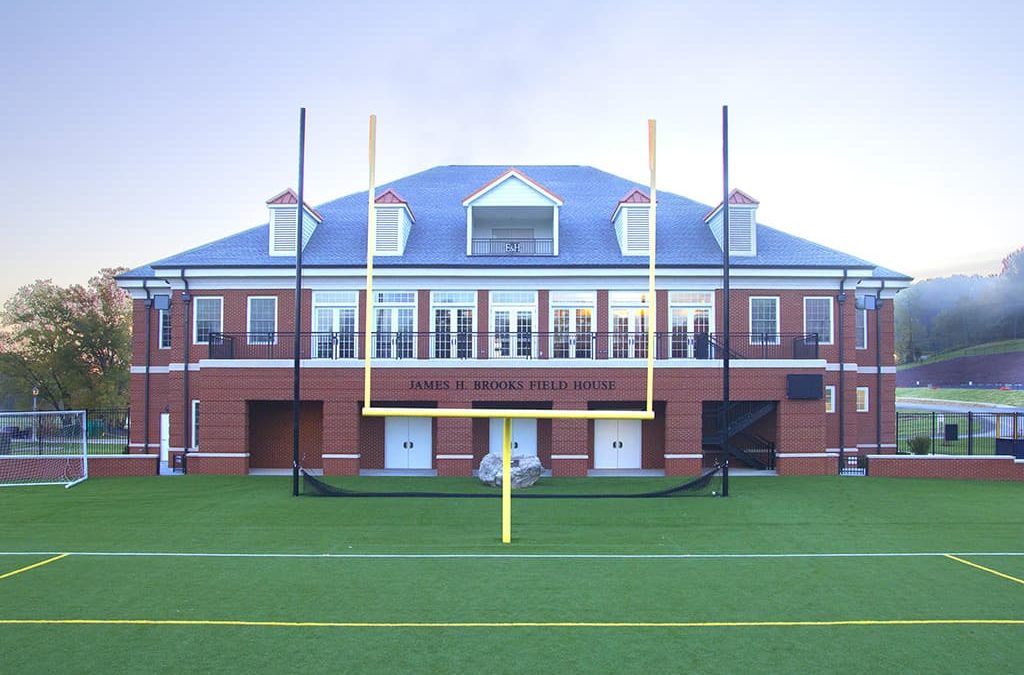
<box><xmin>0</xmin><ymin>268</ymin><xmax>131</xmax><ymax>410</ymax></box>
<box><xmin>895</xmin><ymin>246</ymin><xmax>1024</xmax><ymax>364</ymax></box>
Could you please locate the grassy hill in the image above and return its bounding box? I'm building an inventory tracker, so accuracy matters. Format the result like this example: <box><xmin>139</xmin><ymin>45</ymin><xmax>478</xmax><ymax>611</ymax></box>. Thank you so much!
<box><xmin>898</xmin><ymin>339</ymin><xmax>1024</xmax><ymax>370</ymax></box>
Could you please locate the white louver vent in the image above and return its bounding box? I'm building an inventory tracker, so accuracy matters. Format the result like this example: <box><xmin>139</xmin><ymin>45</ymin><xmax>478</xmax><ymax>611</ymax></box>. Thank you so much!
<box><xmin>704</xmin><ymin>190</ymin><xmax>758</xmax><ymax>257</ymax></box>
<box><xmin>375</xmin><ymin>207</ymin><xmax>401</xmax><ymax>254</ymax></box>
<box><xmin>271</xmin><ymin>208</ymin><xmax>298</xmax><ymax>254</ymax></box>
<box><xmin>612</xmin><ymin>203</ymin><xmax>651</xmax><ymax>256</ymax></box>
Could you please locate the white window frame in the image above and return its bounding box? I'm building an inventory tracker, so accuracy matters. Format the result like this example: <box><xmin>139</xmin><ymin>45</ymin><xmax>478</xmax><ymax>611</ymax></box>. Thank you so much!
<box><xmin>549</xmin><ymin>291</ymin><xmax>596</xmax><ymax>360</ymax></box>
<box><xmin>158</xmin><ymin>308</ymin><xmax>172</xmax><ymax>350</ymax></box>
<box><xmin>311</xmin><ymin>291</ymin><xmax>359</xmax><ymax>359</ymax></box>
<box><xmin>803</xmin><ymin>297</ymin><xmax>834</xmax><ymax>345</ymax></box>
<box><xmin>430</xmin><ymin>291</ymin><xmax>477</xmax><ymax>359</ymax></box>
<box><xmin>824</xmin><ymin>385</ymin><xmax>836</xmax><ymax>414</ymax></box>
<box><xmin>749</xmin><ymin>296</ymin><xmax>780</xmax><ymax>345</ymax></box>
<box><xmin>856</xmin><ymin>386</ymin><xmax>869</xmax><ymax>413</ymax></box>
<box><xmin>608</xmin><ymin>291</ymin><xmax>650</xmax><ymax>359</ymax></box>
<box><xmin>193</xmin><ymin>296</ymin><xmax>224</xmax><ymax>345</ymax></box>
<box><xmin>374</xmin><ymin>291</ymin><xmax>418</xmax><ymax>359</ymax></box>
<box><xmin>247</xmin><ymin>296</ymin><xmax>278</xmax><ymax>345</ymax></box>
<box><xmin>489</xmin><ymin>291</ymin><xmax>538</xmax><ymax>358</ymax></box>
<box><xmin>191</xmin><ymin>399</ymin><xmax>200</xmax><ymax>450</ymax></box>
<box><xmin>856</xmin><ymin>308</ymin><xmax>868</xmax><ymax>350</ymax></box>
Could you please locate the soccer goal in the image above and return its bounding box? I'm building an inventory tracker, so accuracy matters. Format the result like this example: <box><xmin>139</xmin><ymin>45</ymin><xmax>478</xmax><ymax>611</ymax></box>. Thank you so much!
<box><xmin>0</xmin><ymin>410</ymin><xmax>88</xmax><ymax>488</ymax></box>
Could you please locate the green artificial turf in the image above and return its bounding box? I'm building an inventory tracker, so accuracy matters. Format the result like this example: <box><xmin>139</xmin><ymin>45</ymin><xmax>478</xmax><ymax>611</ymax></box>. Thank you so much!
<box><xmin>1</xmin><ymin>475</ymin><xmax>1021</xmax><ymax>673</ymax></box>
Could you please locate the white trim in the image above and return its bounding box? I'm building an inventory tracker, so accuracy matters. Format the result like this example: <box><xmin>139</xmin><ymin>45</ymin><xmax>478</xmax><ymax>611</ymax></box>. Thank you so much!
<box><xmin>823</xmin><ymin>447</ymin><xmax>857</xmax><ymax>453</ymax></box>
<box><xmin>777</xmin><ymin>453</ymin><xmax>834</xmax><ymax>458</ymax></box>
<box><xmin>551</xmin><ymin>454</ymin><xmax>589</xmax><ymax>460</ymax></box>
<box><xmin>824</xmin><ymin>385</ymin><xmax>836</xmax><ymax>414</ymax></box>
<box><xmin>461</xmin><ymin>168</ymin><xmax>564</xmax><ymax>207</ymax></box>
<box><xmin>748</xmin><ymin>296</ymin><xmax>780</xmax><ymax>344</ymax></box>
<box><xmin>158</xmin><ymin>307</ymin><xmax>172</xmax><ymax>350</ymax></box>
<box><xmin>192</xmin><ymin>296</ymin><xmax>223</xmax><ymax>345</ymax></box>
<box><xmin>856</xmin><ymin>386</ymin><xmax>870</xmax><ymax>412</ymax></box>
<box><xmin>664</xmin><ymin>454</ymin><xmax>702</xmax><ymax>459</ymax></box>
<box><xmin>435</xmin><ymin>454</ymin><xmax>474</xmax><ymax>460</ymax></box>
<box><xmin>825</xmin><ymin>362</ymin><xmax>859</xmax><ymax>372</ymax></box>
<box><xmin>857</xmin><ymin>366</ymin><xmax>897</xmax><ymax>374</ymax></box>
<box><xmin>322</xmin><ymin>453</ymin><xmax>361</xmax><ymax>459</ymax></box>
<box><xmin>185</xmin><ymin>452</ymin><xmax>249</xmax><ymax>458</ymax></box>
<box><xmin>131</xmin><ymin>365</ymin><xmax>170</xmax><ymax>374</ymax></box>
<box><xmin>191</xmin><ymin>399</ymin><xmax>200</xmax><ymax>450</ymax></box>
<box><xmin>858</xmin><ymin>443</ymin><xmax>897</xmax><ymax>448</ymax></box>
<box><xmin>855</xmin><ymin>307</ymin><xmax>868</xmax><ymax>350</ymax></box>
<box><xmin>168</xmin><ymin>363</ymin><xmax>201</xmax><ymax>372</ymax></box>
<box><xmin>192</xmin><ymin>358</ymin><xmax>829</xmax><ymax>370</ymax></box>
<box><xmin>868</xmin><ymin>454</ymin><xmax>1015</xmax><ymax>461</ymax></box>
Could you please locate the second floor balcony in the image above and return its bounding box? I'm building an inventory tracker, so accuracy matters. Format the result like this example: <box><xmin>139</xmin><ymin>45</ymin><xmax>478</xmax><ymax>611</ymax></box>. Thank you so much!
<box><xmin>207</xmin><ymin>331</ymin><xmax>819</xmax><ymax>362</ymax></box>
<box><xmin>470</xmin><ymin>238</ymin><xmax>554</xmax><ymax>256</ymax></box>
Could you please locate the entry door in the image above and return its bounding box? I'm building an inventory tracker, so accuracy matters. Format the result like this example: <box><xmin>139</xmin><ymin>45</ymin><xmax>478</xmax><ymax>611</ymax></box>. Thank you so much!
<box><xmin>670</xmin><ymin>308</ymin><xmax>711</xmax><ymax>359</ymax></box>
<box><xmin>492</xmin><ymin>308</ymin><xmax>535</xmax><ymax>358</ymax></box>
<box><xmin>385</xmin><ymin>417</ymin><xmax>432</xmax><ymax>469</ymax></box>
<box><xmin>611</xmin><ymin>309</ymin><xmax>648</xmax><ymax>359</ymax></box>
<box><xmin>488</xmin><ymin>418</ymin><xmax>538</xmax><ymax>456</ymax></box>
<box><xmin>594</xmin><ymin>419</ymin><xmax>642</xmax><ymax>469</ymax></box>
<box><xmin>159</xmin><ymin>413</ymin><xmax>170</xmax><ymax>462</ymax></box>
<box><xmin>313</xmin><ymin>307</ymin><xmax>356</xmax><ymax>359</ymax></box>
<box><xmin>433</xmin><ymin>307</ymin><xmax>474</xmax><ymax>358</ymax></box>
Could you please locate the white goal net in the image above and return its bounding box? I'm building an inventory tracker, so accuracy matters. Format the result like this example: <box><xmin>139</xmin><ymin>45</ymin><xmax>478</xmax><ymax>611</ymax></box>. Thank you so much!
<box><xmin>0</xmin><ymin>410</ymin><xmax>88</xmax><ymax>488</ymax></box>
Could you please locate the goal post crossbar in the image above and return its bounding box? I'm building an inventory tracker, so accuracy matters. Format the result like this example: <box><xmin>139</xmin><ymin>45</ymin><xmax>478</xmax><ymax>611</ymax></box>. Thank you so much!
<box><xmin>0</xmin><ymin>410</ymin><xmax>88</xmax><ymax>488</ymax></box>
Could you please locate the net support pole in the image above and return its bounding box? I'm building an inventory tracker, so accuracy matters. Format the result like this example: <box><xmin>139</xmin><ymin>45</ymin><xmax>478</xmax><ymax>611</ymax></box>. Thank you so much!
<box><xmin>646</xmin><ymin>119</ymin><xmax>656</xmax><ymax>413</ymax></box>
<box><xmin>292</xmin><ymin>107</ymin><xmax>306</xmax><ymax>497</ymax></box>
<box><xmin>502</xmin><ymin>417</ymin><xmax>512</xmax><ymax>544</ymax></box>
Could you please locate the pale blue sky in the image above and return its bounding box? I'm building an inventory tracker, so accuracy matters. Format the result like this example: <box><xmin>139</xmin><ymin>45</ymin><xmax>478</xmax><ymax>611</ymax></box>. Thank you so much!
<box><xmin>2</xmin><ymin>0</ymin><xmax>1021</xmax><ymax>300</ymax></box>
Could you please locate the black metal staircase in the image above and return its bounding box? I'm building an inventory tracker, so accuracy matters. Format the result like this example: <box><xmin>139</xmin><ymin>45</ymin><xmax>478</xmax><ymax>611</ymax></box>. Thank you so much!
<box><xmin>702</xmin><ymin>401</ymin><xmax>778</xmax><ymax>470</ymax></box>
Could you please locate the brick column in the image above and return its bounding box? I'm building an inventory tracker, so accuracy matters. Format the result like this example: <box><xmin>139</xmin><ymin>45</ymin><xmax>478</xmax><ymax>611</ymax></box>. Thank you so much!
<box><xmin>435</xmin><ymin>417</ymin><xmax>474</xmax><ymax>476</ymax></box>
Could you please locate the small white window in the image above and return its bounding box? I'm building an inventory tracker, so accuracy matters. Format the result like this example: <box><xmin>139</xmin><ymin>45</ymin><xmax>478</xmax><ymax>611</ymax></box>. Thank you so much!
<box><xmin>856</xmin><ymin>308</ymin><xmax>868</xmax><ymax>350</ymax></box>
<box><xmin>804</xmin><ymin>297</ymin><xmax>833</xmax><ymax>345</ymax></box>
<box><xmin>856</xmin><ymin>387</ymin><xmax>869</xmax><ymax>412</ymax></box>
<box><xmin>824</xmin><ymin>386</ymin><xmax>836</xmax><ymax>414</ymax></box>
<box><xmin>247</xmin><ymin>297</ymin><xmax>278</xmax><ymax>345</ymax></box>
<box><xmin>750</xmin><ymin>297</ymin><xmax>780</xmax><ymax>345</ymax></box>
<box><xmin>193</xmin><ymin>297</ymin><xmax>223</xmax><ymax>344</ymax></box>
<box><xmin>191</xmin><ymin>400</ymin><xmax>200</xmax><ymax>450</ymax></box>
<box><xmin>159</xmin><ymin>308</ymin><xmax>172</xmax><ymax>349</ymax></box>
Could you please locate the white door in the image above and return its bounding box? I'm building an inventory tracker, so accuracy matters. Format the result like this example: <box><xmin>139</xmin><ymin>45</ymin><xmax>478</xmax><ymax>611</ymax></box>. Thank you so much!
<box><xmin>492</xmin><ymin>308</ymin><xmax>535</xmax><ymax>358</ymax></box>
<box><xmin>159</xmin><ymin>413</ymin><xmax>170</xmax><ymax>462</ymax></box>
<box><xmin>593</xmin><ymin>419</ymin><xmax>642</xmax><ymax>469</ymax></box>
<box><xmin>670</xmin><ymin>307</ymin><xmax>711</xmax><ymax>358</ymax></box>
<box><xmin>611</xmin><ymin>308</ymin><xmax>648</xmax><ymax>359</ymax></box>
<box><xmin>385</xmin><ymin>417</ymin><xmax>432</xmax><ymax>469</ymax></box>
<box><xmin>433</xmin><ymin>307</ymin><xmax>475</xmax><ymax>358</ymax></box>
<box><xmin>313</xmin><ymin>306</ymin><xmax>356</xmax><ymax>359</ymax></box>
<box><xmin>488</xmin><ymin>418</ymin><xmax>538</xmax><ymax>456</ymax></box>
<box><xmin>375</xmin><ymin>307</ymin><xmax>415</xmax><ymax>359</ymax></box>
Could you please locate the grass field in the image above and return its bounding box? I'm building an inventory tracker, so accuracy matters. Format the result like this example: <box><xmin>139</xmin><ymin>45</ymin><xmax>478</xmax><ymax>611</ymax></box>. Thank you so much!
<box><xmin>897</xmin><ymin>387</ymin><xmax>1024</xmax><ymax>407</ymax></box>
<box><xmin>1</xmin><ymin>475</ymin><xmax>1022</xmax><ymax>673</ymax></box>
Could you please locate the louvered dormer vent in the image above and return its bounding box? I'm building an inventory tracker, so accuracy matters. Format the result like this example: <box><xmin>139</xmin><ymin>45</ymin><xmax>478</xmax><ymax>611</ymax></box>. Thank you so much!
<box><xmin>703</xmin><ymin>189</ymin><xmax>758</xmax><ymax>257</ymax></box>
<box><xmin>611</xmin><ymin>189</ymin><xmax>652</xmax><ymax>256</ymax></box>
<box><xmin>373</xmin><ymin>189</ymin><xmax>415</xmax><ymax>256</ymax></box>
<box><xmin>267</xmin><ymin>188</ymin><xmax>322</xmax><ymax>257</ymax></box>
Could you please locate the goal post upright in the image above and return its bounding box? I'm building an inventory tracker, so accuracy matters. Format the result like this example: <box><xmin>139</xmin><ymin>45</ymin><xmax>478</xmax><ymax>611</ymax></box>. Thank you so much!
<box><xmin>65</xmin><ymin>410</ymin><xmax>88</xmax><ymax>489</ymax></box>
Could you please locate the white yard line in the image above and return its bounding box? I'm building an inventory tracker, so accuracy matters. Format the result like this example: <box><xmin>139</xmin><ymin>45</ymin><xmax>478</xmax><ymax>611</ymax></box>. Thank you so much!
<box><xmin>1</xmin><ymin>551</ymin><xmax>1022</xmax><ymax>560</ymax></box>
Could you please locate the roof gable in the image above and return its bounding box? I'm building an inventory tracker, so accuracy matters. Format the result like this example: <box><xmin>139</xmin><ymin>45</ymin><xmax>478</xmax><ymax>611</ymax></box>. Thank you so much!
<box><xmin>461</xmin><ymin>168</ymin><xmax>564</xmax><ymax>207</ymax></box>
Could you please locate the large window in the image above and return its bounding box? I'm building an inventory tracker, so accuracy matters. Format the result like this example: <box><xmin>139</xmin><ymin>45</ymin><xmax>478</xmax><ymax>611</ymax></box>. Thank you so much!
<box><xmin>670</xmin><ymin>292</ymin><xmax>713</xmax><ymax>358</ymax></box>
<box><xmin>193</xmin><ymin>297</ymin><xmax>223</xmax><ymax>344</ymax></box>
<box><xmin>159</xmin><ymin>308</ymin><xmax>172</xmax><ymax>349</ymax></box>
<box><xmin>247</xmin><ymin>297</ymin><xmax>278</xmax><ymax>345</ymax></box>
<box><xmin>749</xmin><ymin>296</ymin><xmax>779</xmax><ymax>345</ymax></box>
<box><xmin>490</xmin><ymin>291</ymin><xmax>537</xmax><ymax>358</ymax></box>
<box><xmin>856</xmin><ymin>308</ymin><xmax>868</xmax><ymax>350</ymax></box>
<box><xmin>803</xmin><ymin>297</ymin><xmax>833</xmax><ymax>345</ymax></box>
<box><xmin>312</xmin><ymin>291</ymin><xmax>358</xmax><ymax>359</ymax></box>
<box><xmin>375</xmin><ymin>291</ymin><xmax>416</xmax><ymax>359</ymax></box>
<box><xmin>550</xmin><ymin>291</ymin><xmax>594</xmax><ymax>359</ymax></box>
<box><xmin>432</xmin><ymin>291</ymin><xmax>475</xmax><ymax>358</ymax></box>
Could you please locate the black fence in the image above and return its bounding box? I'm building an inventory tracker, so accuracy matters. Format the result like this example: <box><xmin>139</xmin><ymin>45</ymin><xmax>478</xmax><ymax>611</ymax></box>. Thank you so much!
<box><xmin>207</xmin><ymin>331</ymin><xmax>820</xmax><ymax>362</ymax></box>
<box><xmin>0</xmin><ymin>408</ymin><xmax>128</xmax><ymax>456</ymax></box>
<box><xmin>896</xmin><ymin>411</ymin><xmax>1024</xmax><ymax>457</ymax></box>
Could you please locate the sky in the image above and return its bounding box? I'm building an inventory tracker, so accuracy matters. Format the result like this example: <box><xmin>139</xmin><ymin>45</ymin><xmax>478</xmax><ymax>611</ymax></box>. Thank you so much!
<box><xmin>1</xmin><ymin>0</ymin><xmax>1021</xmax><ymax>301</ymax></box>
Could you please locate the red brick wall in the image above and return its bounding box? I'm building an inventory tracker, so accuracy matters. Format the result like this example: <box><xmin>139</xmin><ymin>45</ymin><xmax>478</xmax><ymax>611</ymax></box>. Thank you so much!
<box><xmin>664</xmin><ymin>455</ymin><xmax>702</xmax><ymax>476</ymax></box>
<box><xmin>777</xmin><ymin>453</ymin><xmax>837</xmax><ymax>475</ymax></box>
<box><xmin>186</xmin><ymin>454</ymin><xmax>248</xmax><ymax>475</ymax></box>
<box><xmin>90</xmin><ymin>455</ymin><xmax>160</xmax><ymax>477</ymax></box>
<box><xmin>551</xmin><ymin>456</ymin><xmax>588</xmax><ymax>476</ymax></box>
<box><xmin>868</xmin><ymin>455</ymin><xmax>1024</xmax><ymax>481</ymax></box>
<box><xmin>322</xmin><ymin>455</ymin><xmax>360</xmax><ymax>476</ymax></box>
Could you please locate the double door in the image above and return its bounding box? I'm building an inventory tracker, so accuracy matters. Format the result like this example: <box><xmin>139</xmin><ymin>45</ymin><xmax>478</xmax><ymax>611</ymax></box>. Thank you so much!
<box><xmin>492</xmin><ymin>308</ymin><xmax>535</xmax><ymax>358</ymax></box>
<box><xmin>611</xmin><ymin>308</ymin><xmax>648</xmax><ymax>358</ymax></box>
<box><xmin>385</xmin><ymin>417</ymin><xmax>432</xmax><ymax>469</ymax></box>
<box><xmin>488</xmin><ymin>418</ymin><xmax>538</xmax><ymax>456</ymax></box>
<box><xmin>670</xmin><ymin>307</ymin><xmax>711</xmax><ymax>359</ymax></box>
<box><xmin>313</xmin><ymin>306</ymin><xmax>356</xmax><ymax>359</ymax></box>
<box><xmin>593</xmin><ymin>419</ymin><xmax>641</xmax><ymax>469</ymax></box>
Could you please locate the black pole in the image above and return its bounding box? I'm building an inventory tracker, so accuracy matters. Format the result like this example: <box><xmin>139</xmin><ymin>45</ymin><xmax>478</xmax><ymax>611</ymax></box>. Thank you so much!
<box><xmin>143</xmin><ymin>281</ymin><xmax>152</xmax><ymax>455</ymax></box>
<box><xmin>292</xmin><ymin>108</ymin><xmax>306</xmax><ymax>497</ymax></box>
<box><xmin>875</xmin><ymin>282</ymin><xmax>884</xmax><ymax>453</ymax></box>
<box><xmin>180</xmin><ymin>269</ymin><xmax>191</xmax><ymax>474</ymax></box>
<box><xmin>721</xmin><ymin>105</ymin><xmax>731</xmax><ymax>469</ymax></box>
<box><xmin>838</xmin><ymin>270</ymin><xmax>847</xmax><ymax>473</ymax></box>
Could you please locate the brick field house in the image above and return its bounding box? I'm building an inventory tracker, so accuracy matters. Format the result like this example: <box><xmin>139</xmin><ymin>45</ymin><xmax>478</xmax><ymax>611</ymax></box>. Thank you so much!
<box><xmin>117</xmin><ymin>165</ymin><xmax>911</xmax><ymax>476</ymax></box>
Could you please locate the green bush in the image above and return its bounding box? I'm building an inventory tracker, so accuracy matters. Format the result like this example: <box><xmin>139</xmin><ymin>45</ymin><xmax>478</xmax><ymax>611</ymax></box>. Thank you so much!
<box><xmin>907</xmin><ymin>435</ymin><xmax>932</xmax><ymax>455</ymax></box>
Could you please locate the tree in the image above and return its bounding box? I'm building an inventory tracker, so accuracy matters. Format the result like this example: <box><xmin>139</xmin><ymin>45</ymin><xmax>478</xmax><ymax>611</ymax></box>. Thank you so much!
<box><xmin>0</xmin><ymin>268</ymin><xmax>131</xmax><ymax>410</ymax></box>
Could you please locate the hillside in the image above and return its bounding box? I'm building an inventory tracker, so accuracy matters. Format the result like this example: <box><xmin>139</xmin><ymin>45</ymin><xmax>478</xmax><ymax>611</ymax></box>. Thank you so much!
<box><xmin>896</xmin><ymin>350</ymin><xmax>1024</xmax><ymax>387</ymax></box>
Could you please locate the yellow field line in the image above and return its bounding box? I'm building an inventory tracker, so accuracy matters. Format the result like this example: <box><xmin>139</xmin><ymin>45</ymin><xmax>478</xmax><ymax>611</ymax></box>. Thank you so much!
<box><xmin>0</xmin><ymin>553</ymin><xmax>68</xmax><ymax>581</ymax></box>
<box><xmin>0</xmin><ymin>618</ymin><xmax>1021</xmax><ymax>629</ymax></box>
<box><xmin>945</xmin><ymin>554</ymin><xmax>1024</xmax><ymax>586</ymax></box>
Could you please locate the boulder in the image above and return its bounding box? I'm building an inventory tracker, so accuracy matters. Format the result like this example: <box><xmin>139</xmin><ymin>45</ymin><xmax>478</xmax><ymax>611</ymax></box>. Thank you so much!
<box><xmin>478</xmin><ymin>453</ymin><xmax>544</xmax><ymax>488</ymax></box>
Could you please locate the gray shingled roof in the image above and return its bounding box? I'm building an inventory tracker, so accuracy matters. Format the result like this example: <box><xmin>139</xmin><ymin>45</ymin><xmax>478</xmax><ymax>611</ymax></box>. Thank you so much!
<box><xmin>117</xmin><ymin>165</ymin><xmax>910</xmax><ymax>280</ymax></box>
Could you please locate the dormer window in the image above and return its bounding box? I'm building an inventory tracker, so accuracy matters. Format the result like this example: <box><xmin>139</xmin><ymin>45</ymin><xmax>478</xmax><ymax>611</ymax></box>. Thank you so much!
<box><xmin>704</xmin><ymin>189</ymin><xmax>758</xmax><ymax>257</ymax></box>
<box><xmin>611</xmin><ymin>189</ymin><xmax>651</xmax><ymax>256</ymax></box>
<box><xmin>374</xmin><ymin>189</ymin><xmax>415</xmax><ymax>256</ymax></box>
<box><xmin>267</xmin><ymin>189</ymin><xmax>323</xmax><ymax>257</ymax></box>
<box><xmin>462</xmin><ymin>168</ymin><xmax>563</xmax><ymax>256</ymax></box>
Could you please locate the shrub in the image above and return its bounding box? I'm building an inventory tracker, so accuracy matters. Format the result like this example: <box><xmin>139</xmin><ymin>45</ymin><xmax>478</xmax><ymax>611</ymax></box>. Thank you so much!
<box><xmin>907</xmin><ymin>435</ymin><xmax>932</xmax><ymax>455</ymax></box>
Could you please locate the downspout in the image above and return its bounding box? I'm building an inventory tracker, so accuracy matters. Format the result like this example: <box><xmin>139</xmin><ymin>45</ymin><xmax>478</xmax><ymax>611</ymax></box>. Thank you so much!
<box><xmin>142</xmin><ymin>281</ymin><xmax>152</xmax><ymax>456</ymax></box>
<box><xmin>180</xmin><ymin>269</ymin><xmax>191</xmax><ymax>474</ymax></box>
<box><xmin>876</xmin><ymin>280</ymin><xmax>886</xmax><ymax>453</ymax></box>
<box><xmin>837</xmin><ymin>269</ymin><xmax>848</xmax><ymax>471</ymax></box>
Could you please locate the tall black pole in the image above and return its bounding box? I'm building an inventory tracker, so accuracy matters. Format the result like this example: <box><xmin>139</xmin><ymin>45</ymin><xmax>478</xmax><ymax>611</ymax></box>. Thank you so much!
<box><xmin>721</xmin><ymin>105</ymin><xmax>731</xmax><ymax>489</ymax></box>
<box><xmin>292</xmin><ymin>108</ymin><xmax>306</xmax><ymax>496</ymax></box>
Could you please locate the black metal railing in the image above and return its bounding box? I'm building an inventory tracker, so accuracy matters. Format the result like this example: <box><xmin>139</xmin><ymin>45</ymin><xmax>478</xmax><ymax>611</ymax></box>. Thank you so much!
<box><xmin>206</xmin><ymin>331</ymin><xmax>821</xmax><ymax>362</ymax></box>
<box><xmin>471</xmin><ymin>238</ymin><xmax>554</xmax><ymax>256</ymax></box>
<box><xmin>896</xmin><ymin>411</ymin><xmax>1024</xmax><ymax>457</ymax></box>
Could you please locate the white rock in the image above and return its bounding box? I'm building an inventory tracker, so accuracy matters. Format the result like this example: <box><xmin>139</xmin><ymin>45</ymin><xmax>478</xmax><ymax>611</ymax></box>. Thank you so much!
<box><xmin>478</xmin><ymin>454</ymin><xmax>544</xmax><ymax>488</ymax></box>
